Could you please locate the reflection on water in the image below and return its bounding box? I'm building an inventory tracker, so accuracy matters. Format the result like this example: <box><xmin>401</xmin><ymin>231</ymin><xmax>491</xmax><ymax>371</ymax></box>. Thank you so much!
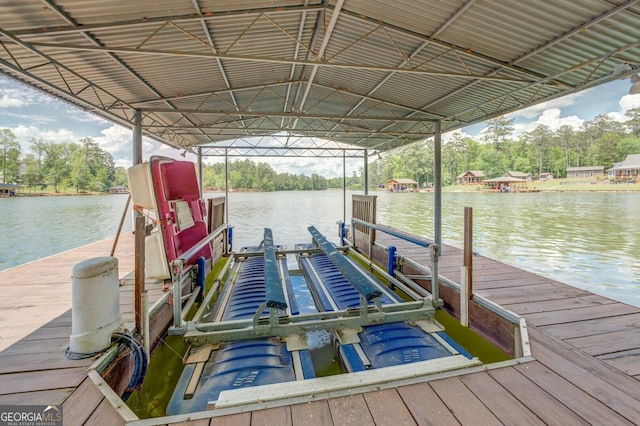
<box><xmin>0</xmin><ymin>195</ymin><xmax>133</xmax><ymax>271</ymax></box>
<box><xmin>1</xmin><ymin>190</ymin><xmax>638</xmax><ymax>307</ymax></box>
<box><xmin>376</xmin><ymin>191</ymin><xmax>640</xmax><ymax>307</ymax></box>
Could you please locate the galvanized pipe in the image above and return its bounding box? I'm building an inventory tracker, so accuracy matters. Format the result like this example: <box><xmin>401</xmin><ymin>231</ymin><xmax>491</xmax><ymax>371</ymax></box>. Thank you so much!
<box><xmin>434</xmin><ymin>120</ymin><xmax>442</xmax><ymax>246</ymax></box>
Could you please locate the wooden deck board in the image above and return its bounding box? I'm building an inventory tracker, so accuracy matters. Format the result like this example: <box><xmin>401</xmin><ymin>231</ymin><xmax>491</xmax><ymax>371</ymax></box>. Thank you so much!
<box><xmin>430</xmin><ymin>377</ymin><xmax>502</xmax><ymax>425</ymax></box>
<box><xmin>0</xmin><ymin>388</ymin><xmax>74</xmax><ymax>406</ymax></box>
<box><xmin>62</xmin><ymin>378</ymin><xmax>105</xmax><ymax>425</ymax></box>
<box><xmin>565</xmin><ymin>328</ymin><xmax>640</xmax><ymax>356</ymax></box>
<box><xmin>86</xmin><ymin>398</ymin><xmax>126</xmax><ymax>426</ymax></box>
<box><xmin>0</xmin><ymin>336</ymin><xmax>70</xmax><ymax>357</ymax></box>
<box><xmin>290</xmin><ymin>401</ymin><xmax>333</xmax><ymax>426</ymax></box>
<box><xmin>0</xmin><ymin>350</ymin><xmax>93</xmax><ymax>374</ymax></box>
<box><xmin>598</xmin><ymin>349</ymin><xmax>640</xmax><ymax>377</ymax></box>
<box><xmin>459</xmin><ymin>371</ymin><xmax>543</xmax><ymax>425</ymax></box>
<box><xmin>363</xmin><ymin>389</ymin><xmax>416</xmax><ymax>425</ymax></box>
<box><xmin>513</xmin><ymin>361</ymin><xmax>634</xmax><ymax>425</ymax></box>
<box><xmin>250</xmin><ymin>406</ymin><xmax>292</xmax><ymax>426</ymax></box>
<box><xmin>524</xmin><ymin>303</ymin><xmax>640</xmax><ymax>327</ymax></box>
<box><xmin>527</xmin><ymin>326</ymin><xmax>640</xmax><ymax>401</ymax></box>
<box><xmin>396</xmin><ymin>382</ymin><xmax>461</xmax><ymax>425</ymax></box>
<box><xmin>327</xmin><ymin>394</ymin><xmax>374</xmax><ymax>425</ymax></box>
<box><xmin>476</xmin><ymin>283</ymin><xmax>589</xmax><ymax>305</ymax></box>
<box><xmin>539</xmin><ymin>313</ymin><xmax>640</xmax><ymax>340</ymax></box>
<box><xmin>529</xmin><ymin>331</ymin><xmax>640</xmax><ymax>424</ymax></box>
<box><xmin>503</xmin><ymin>294</ymin><xmax>618</xmax><ymax>316</ymax></box>
<box><xmin>0</xmin><ymin>366</ymin><xmax>88</xmax><ymax>395</ymax></box>
<box><xmin>487</xmin><ymin>367</ymin><xmax>589</xmax><ymax>425</ymax></box>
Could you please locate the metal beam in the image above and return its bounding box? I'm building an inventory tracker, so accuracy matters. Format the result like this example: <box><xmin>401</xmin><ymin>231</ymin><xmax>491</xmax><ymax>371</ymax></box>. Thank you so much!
<box><xmin>198</xmin><ymin>146</ymin><xmax>365</xmax><ymax>158</ymax></box>
<box><xmin>132</xmin><ymin>80</ymin><xmax>447</xmax><ymax>121</ymax></box>
<box><xmin>20</xmin><ymin>42</ymin><xmax>538</xmax><ymax>84</ymax></box>
<box><xmin>11</xmin><ymin>4</ymin><xmax>326</xmax><ymax>37</ymax></box>
<box><xmin>140</xmin><ymin>108</ymin><xmax>439</xmax><ymax>122</ymax></box>
<box><xmin>142</xmin><ymin>126</ymin><xmax>434</xmax><ymax>137</ymax></box>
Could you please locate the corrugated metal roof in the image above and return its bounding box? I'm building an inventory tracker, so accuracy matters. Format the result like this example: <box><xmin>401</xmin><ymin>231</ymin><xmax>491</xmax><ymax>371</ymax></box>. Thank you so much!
<box><xmin>0</xmin><ymin>0</ymin><xmax>638</xmax><ymax>153</ymax></box>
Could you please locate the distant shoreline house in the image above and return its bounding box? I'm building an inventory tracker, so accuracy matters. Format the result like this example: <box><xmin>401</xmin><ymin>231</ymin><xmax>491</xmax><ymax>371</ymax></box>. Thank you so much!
<box><xmin>507</xmin><ymin>170</ymin><xmax>532</xmax><ymax>182</ymax></box>
<box><xmin>108</xmin><ymin>186</ymin><xmax>129</xmax><ymax>194</ymax></box>
<box><xmin>456</xmin><ymin>170</ymin><xmax>485</xmax><ymax>185</ymax></box>
<box><xmin>386</xmin><ymin>178</ymin><xmax>418</xmax><ymax>192</ymax></box>
<box><xmin>566</xmin><ymin>166</ymin><xmax>604</xmax><ymax>179</ymax></box>
<box><xmin>484</xmin><ymin>176</ymin><xmax>528</xmax><ymax>192</ymax></box>
<box><xmin>0</xmin><ymin>183</ymin><xmax>20</xmax><ymax>197</ymax></box>
<box><xmin>538</xmin><ymin>172</ymin><xmax>554</xmax><ymax>181</ymax></box>
<box><xmin>607</xmin><ymin>154</ymin><xmax>640</xmax><ymax>183</ymax></box>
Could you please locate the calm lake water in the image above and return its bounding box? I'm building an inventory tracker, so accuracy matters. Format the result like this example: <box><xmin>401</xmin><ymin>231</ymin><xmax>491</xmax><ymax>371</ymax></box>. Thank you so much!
<box><xmin>1</xmin><ymin>190</ymin><xmax>638</xmax><ymax>307</ymax></box>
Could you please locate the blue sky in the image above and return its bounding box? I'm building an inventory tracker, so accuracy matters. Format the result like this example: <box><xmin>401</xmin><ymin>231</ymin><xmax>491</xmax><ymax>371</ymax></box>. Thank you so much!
<box><xmin>0</xmin><ymin>76</ymin><xmax>638</xmax><ymax>177</ymax></box>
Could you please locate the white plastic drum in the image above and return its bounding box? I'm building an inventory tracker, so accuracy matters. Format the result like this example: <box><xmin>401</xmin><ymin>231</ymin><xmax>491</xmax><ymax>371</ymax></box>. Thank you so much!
<box><xmin>69</xmin><ymin>256</ymin><xmax>122</xmax><ymax>355</ymax></box>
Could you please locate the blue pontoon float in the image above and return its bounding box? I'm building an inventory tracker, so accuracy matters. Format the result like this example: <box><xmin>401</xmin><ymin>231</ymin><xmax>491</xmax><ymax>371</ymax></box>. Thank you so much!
<box><xmin>167</xmin><ymin>229</ymin><xmax>315</xmax><ymax>414</ymax></box>
<box><xmin>298</xmin><ymin>226</ymin><xmax>472</xmax><ymax>372</ymax></box>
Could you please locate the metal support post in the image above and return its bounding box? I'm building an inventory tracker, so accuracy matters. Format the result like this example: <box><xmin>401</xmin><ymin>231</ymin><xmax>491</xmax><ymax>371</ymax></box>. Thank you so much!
<box><xmin>363</xmin><ymin>149</ymin><xmax>369</xmax><ymax>195</ymax></box>
<box><xmin>434</xmin><ymin>120</ymin><xmax>442</xmax><ymax>246</ymax></box>
<box><xmin>172</xmin><ymin>260</ymin><xmax>184</xmax><ymax>330</ymax></box>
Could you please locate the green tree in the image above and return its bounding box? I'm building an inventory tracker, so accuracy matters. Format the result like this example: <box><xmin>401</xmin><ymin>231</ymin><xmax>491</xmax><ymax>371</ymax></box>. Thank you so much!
<box><xmin>474</xmin><ymin>147</ymin><xmax>507</xmax><ymax>179</ymax></box>
<box><xmin>555</xmin><ymin>125</ymin><xmax>576</xmax><ymax>169</ymax></box>
<box><xmin>41</xmin><ymin>142</ymin><xmax>71</xmax><ymax>193</ymax></box>
<box><xmin>113</xmin><ymin>166</ymin><xmax>129</xmax><ymax>186</ymax></box>
<box><xmin>22</xmin><ymin>153</ymin><xmax>42</xmax><ymax>192</ymax></box>
<box><xmin>590</xmin><ymin>133</ymin><xmax>623</xmax><ymax>169</ymax></box>
<box><xmin>482</xmin><ymin>116</ymin><xmax>515</xmax><ymax>151</ymax></box>
<box><xmin>616</xmin><ymin>136</ymin><xmax>640</xmax><ymax>159</ymax></box>
<box><xmin>30</xmin><ymin>137</ymin><xmax>47</xmax><ymax>168</ymax></box>
<box><xmin>66</xmin><ymin>138</ymin><xmax>115</xmax><ymax>192</ymax></box>
<box><xmin>0</xmin><ymin>129</ymin><xmax>21</xmax><ymax>183</ymax></box>
<box><xmin>624</xmin><ymin>107</ymin><xmax>640</xmax><ymax>137</ymax></box>
<box><xmin>522</xmin><ymin>125</ymin><xmax>553</xmax><ymax>177</ymax></box>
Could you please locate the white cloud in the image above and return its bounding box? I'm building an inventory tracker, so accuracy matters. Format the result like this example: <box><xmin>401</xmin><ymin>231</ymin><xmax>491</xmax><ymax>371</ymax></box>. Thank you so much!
<box><xmin>0</xmin><ymin>94</ymin><xmax>26</xmax><ymax>108</ymax></box>
<box><xmin>608</xmin><ymin>93</ymin><xmax>640</xmax><ymax>122</ymax></box>
<box><xmin>443</xmin><ymin>130</ymin><xmax>473</xmax><ymax>142</ymax></box>
<box><xmin>93</xmin><ymin>125</ymin><xmax>132</xmax><ymax>166</ymax></box>
<box><xmin>536</xmin><ymin>108</ymin><xmax>584</xmax><ymax>131</ymax></box>
<box><xmin>477</xmin><ymin>108</ymin><xmax>584</xmax><ymax>138</ymax></box>
<box><xmin>3</xmin><ymin>111</ymin><xmax>57</xmax><ymax>123</ymax></box>
<box><xmin>67</xmin><ymin>106</ymin><xmax>111</xmax><ymax>124</ymax></box>
<box><xmin>506</xmin><ymin>88</ymin><xmax>595</xmax><ymax>120</ymax></box>
<box><xmin>92</xmin><ymin>124</ymin><xmax>188</xmax><ymax>169</ymax></box>
<box><xmin>10</xmin><ymin>125</ymin><xmax>77</xmax><ymax>149</ymax></box>
<box><xmin>0</xmin><ymin>79</ymin><xmax>54</xmax><ymax>106</ymax></box>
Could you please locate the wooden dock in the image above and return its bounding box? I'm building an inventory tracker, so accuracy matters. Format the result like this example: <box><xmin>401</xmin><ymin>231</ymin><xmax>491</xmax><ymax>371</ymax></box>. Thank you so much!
<box><xmin>1</xmin><ymin>233</ymin><xmax>639</xmax><ymax>425</ymax></box>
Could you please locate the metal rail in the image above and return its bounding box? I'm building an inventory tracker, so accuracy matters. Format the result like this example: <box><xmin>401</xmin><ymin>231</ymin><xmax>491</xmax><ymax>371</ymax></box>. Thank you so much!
<box><xmin>348</xmin><ymin>218</ymin><xmax>441</xmax><ymax>307</ymax></box>
<box><xmin>170</xmin><ymin>223</ymin><xmax>229</xmax><ymax>332</ymax></box>
<box><xmin>351</xmin><ymin>218</ymin><xmax>430</xmax><ymax>248</ymax></box>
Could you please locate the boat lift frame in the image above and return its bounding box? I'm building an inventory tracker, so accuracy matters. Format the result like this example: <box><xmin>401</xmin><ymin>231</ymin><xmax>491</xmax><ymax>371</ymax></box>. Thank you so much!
<box><xmin>167</xmin><ymin>227</ymin><xmax>438</xmax><ymax>346</ymax></box>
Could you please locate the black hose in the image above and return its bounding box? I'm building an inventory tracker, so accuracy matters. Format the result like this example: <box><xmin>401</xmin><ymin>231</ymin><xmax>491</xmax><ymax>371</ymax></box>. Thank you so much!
<box><xmin>111</xmin><ymin>332</ymin><xmax>148</xmax><ymax>401</ymax></box>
